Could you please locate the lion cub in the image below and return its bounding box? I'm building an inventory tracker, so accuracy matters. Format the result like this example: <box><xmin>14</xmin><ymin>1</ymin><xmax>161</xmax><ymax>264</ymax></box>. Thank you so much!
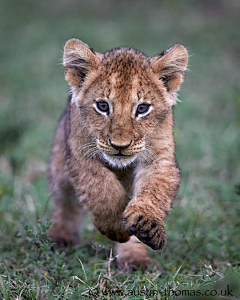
<box><xmin>48</xmin><ymin>39</ymin><xmax>188</xmax><ymax>270</ymax></box>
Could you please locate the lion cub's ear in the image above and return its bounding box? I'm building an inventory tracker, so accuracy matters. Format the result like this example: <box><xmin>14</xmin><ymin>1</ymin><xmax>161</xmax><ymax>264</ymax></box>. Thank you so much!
<box><xmin>151</xmin><ymin>44</ymin><xmax>188</xmax><ymax>95</ymax></box>
<box><xmin>63</xmin><ymin>39</ymin><xmax>102</xmax><ymax>88</ymax></box>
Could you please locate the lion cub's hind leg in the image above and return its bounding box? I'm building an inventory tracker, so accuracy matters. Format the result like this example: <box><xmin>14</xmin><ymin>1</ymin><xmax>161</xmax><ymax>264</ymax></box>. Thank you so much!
<box><xmin>115</xmin><ymin>236</ymin><xmax>159</xmax><ymax>272</ymax></box>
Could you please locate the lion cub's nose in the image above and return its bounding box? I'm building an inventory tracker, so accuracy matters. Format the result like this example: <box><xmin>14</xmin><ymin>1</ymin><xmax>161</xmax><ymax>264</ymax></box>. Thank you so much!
<box><xmin>109</xmin><ymin>139</ymin><xmax>131</xmax><ymax>151</ymax></box>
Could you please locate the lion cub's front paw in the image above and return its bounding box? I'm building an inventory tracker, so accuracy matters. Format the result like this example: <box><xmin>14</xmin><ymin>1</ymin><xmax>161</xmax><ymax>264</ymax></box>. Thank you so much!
<box><xmin>122</xmin><ymin>207</ymin><xmax>166</xmax><ymax>251</ymax></box>
<box><xmin>49</xmin><ymin>221</ymin><xmax>79</xmax><ymax>247</ymax></box>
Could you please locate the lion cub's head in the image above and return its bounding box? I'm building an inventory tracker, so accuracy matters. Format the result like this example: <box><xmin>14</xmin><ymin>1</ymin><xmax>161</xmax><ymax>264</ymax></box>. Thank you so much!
<box><xmin>63</xmin><ymin>39</ymin><xmax>188</xmax><ymax>168</ymax></box>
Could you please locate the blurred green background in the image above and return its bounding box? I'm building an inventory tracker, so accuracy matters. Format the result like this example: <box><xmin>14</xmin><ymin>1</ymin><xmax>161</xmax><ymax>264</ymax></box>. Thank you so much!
<box><xmin>0</xmin><ymin>0</ymin><xmax>240</xmax><ymax>298</ymax></box>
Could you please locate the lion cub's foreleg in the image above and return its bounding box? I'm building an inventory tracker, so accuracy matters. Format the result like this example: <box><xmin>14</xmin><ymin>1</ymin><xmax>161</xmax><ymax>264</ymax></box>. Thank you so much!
<box><xmin>48</xmin><ymin>165</ymin><xmax>85</xmax><ymax>247</ymax></box>
<box><xmin>66</xmin><ymin>151</ymin><xmax>132</xmax><ymax>243</ymax></box>
<box><xmin>47</xmin><ymin>115</ymin><xmax>85</xmax><ymax>247</ymax></box>
<box><xmin>48</xmin><ymin>180</ymin><xmax>85</xmax><ymax>247</ymax></box>
<box><xmin>122</xmin><ymin>157</ymin><xmax>180</xmax><ymax>251</ymax></box>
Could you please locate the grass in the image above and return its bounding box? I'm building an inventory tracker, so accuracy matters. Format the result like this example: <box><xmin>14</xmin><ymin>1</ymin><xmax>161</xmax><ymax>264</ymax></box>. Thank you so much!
<box><xmin>0</xmin><ymin>0</ymin><xmax>240</xmax><ymax>299</ymax></box>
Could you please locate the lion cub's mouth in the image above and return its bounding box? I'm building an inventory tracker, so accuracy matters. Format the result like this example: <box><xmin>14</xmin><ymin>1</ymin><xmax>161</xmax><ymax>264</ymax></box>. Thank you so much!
<box><xmin>102</xmin><ymin>151</ymin><xmax>137</xmax><ymax>168</ymax></box>
<box><xmin>113</xmin><ymin>151</ymin><xmax>132</xmax><ymax>157</ymax></box>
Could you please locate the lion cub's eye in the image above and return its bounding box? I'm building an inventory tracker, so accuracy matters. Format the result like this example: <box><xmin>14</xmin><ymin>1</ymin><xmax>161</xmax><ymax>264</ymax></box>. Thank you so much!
<box><xmin>96</xmin><ymin>101</ymin><xmax>110</xmax><ymax>114</ymax></box>
<box><xmin>136</xmin><ymin>103</ymin><xmax>151</xmax><ymax>116</ymax></box>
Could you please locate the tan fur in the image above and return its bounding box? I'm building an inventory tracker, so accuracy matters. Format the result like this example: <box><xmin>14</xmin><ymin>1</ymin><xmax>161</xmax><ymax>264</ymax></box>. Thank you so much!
<box><xmin>48</xmin><ymin>39</ymin><xmax>188</xmax><ymax>269</ymax></box>
<box><xmin>115</xmin><ymin>236</ymin><xmax>154</xmax><ymax>272</ymax></box>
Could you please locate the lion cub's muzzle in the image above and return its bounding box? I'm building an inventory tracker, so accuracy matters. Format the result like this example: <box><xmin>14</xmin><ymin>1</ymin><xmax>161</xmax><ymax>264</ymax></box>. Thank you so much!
<box><xmin>107</xmin><ymin>138</ymin><xmax>135</xmax><ymax>157</ymax></box>
<box><xmin>97</xmin><ymin>138</ymin><xmax>144</xmax><ymax>167</ymax></box>
<box><xmin>97</xmin><ymin>138</ymin><xmax>145</xmax><ymax>156</ymax></box>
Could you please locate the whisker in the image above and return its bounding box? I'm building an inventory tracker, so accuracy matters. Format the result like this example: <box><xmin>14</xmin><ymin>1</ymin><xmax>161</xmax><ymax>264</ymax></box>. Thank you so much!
<box><xmin>145</xmin><ymin>150</ymin><xmax>159</xmax><ymax>163</ymax></box>
<box><xmin>77</xmin><ymin>147</ymin><xmax>95</xmax><ymax>157</ymax></box>
<box><xmin>88</xmin><ymin>150</ymin><xmax>101</xmax><ymax>160</ymax></box>
<box><xmin>83</xmin><ymin>147</ymin><xmax>98</xmax><ymax>158</ymax></box>
<box><xmin>146</xmin><ymin>136</ymin><xmax>169</xmax><ymax>141</ymax></box>
<box><xmin>85</xmin><ymin>147</ymin><xmax>98</xmax><ymax>155</ymax></box>
<box><xmin>74</xmin><ymin>124</ymin><xmax>87</xmax><ymax>137</ymax></box>
<box><xmin>140</xmin><ymin>150</ymin><xmax>151</xmax><ymax>164</ymax></box>
<box><xmin>146</xmin><ymin>152</ymin><xmax>154</xmax><ymax>164</ymax></box>
<box><xmin>86</xmin><ymin>132</ymin><xmax>95</xmax><ymax>140</ymax></box>
<box><xmin>77</xmin><ymin>142</ymin><xmax>96</xmax><ymax>152</ymax></box>
<box><xmin>145</xmin><ymin>147</ymin><xmax>159</xmax><ymax>159</ymax></box>
<box><xmin>145</xmin><ymin>144</ymin><xmax>156</xmax><ymax>150</ymax></box>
